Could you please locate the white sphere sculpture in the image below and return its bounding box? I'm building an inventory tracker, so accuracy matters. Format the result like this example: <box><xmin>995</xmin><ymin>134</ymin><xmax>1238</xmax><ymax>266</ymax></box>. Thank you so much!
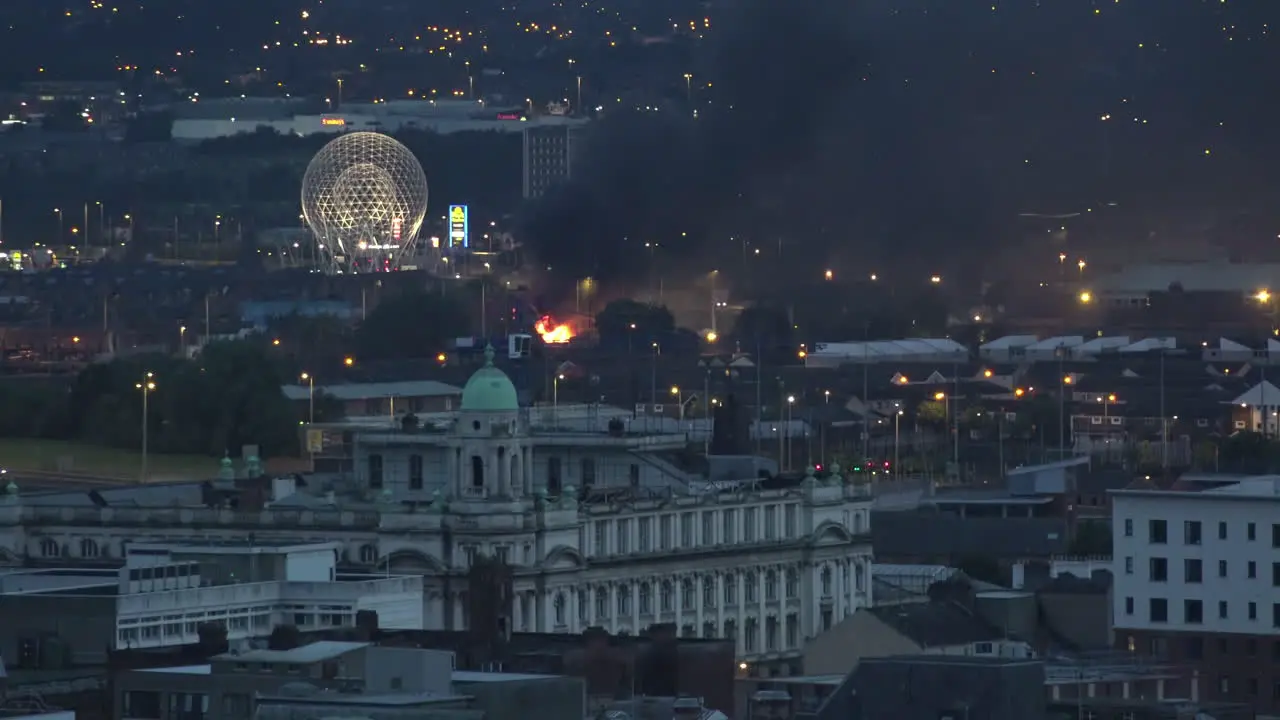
<box><xmin>301</xmin><ymin>131</ymin><xmax>429</xmax><ymax>273</ymax></box>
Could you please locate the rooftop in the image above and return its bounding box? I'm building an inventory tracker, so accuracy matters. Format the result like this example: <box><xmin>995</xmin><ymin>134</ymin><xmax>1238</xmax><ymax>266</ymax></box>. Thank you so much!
<box><xmin>281</xmin><ymin>380</ymin><xmax>462</xmax><ymax>402</ymax></box>
<box><xmin>215</xmin><ymin>641</ymin><xmax>370</xmax><ymax>664</ymax></box>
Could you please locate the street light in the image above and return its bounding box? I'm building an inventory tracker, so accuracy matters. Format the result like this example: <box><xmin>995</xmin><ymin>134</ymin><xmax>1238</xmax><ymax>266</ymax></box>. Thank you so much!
<box><xmin>934</xmin><ymin>391</ymin><xmax>959</xmax><ymax>470</ymax></box>
<box><xmin>894</xmin><ymin>407</ymin><xmax>903</xmax><ymax>480</ymax></box>
<box><xmin>671</xmin><ymin>385</ymin><xmax>685</xmax><ymax>420</ymax></box>
<box><xmin>553</xmin><ymin>373</ymin><xmax>565</xmax><ymax>422</ymax></box>
<box><xmin>135</xmin><ymin>372</ymin><xmax>156</xmax><ymax>482</ymax></box>
<box><xmin>179</xmin><ymin>325</ymin><xmax>187</xmax><ymax>355</ymax></box>
<box><xmin>1079</xmin><ymin>291</ymin><xmax>1093</xmax><ymax>304</ymax></box>
<box><xmin>300</xmin><ymin>372</ymin><xmax>315</xmax><ymax>424</ymax></box>
<box><xmin>785</xmin><ymin>395</ymin><xmax>796</xmax><ymax>471</ymax></box>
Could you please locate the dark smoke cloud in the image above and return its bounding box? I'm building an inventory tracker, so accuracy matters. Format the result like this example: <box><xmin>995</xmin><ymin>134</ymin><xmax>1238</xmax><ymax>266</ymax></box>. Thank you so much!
<box><xmin>519</xmin><ymin>0</ymin><xmax>997</xmax><ymax>300</ymax></box>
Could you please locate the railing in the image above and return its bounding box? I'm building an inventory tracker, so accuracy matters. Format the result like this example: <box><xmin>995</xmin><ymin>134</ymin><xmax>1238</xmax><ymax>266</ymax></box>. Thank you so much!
<box><xmin>23</xmin><ymin>506</ymin><xmax>382</xmax><ymax>529</ymax></box>
<box><xmin>117</xmin><ymin>576</ymin><xmax>421</xmax><ymax>616</ymax></box>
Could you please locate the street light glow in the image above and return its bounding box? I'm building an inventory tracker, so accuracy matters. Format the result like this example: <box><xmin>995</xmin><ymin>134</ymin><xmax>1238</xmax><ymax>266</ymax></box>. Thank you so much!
<box><xmin>1256</xmin><ymin>289</ymin><xmax>1272</xmax><ymax>304</ymax></box>
<box><xmin>934</xmin><ymin>391</ymin><xmax>945</xmax><ymax>401</ymax></box>
<box><xmin>1079</xmin><ymin>291</ymin><xmax>1092</xmax><ymax>304</ymax></box>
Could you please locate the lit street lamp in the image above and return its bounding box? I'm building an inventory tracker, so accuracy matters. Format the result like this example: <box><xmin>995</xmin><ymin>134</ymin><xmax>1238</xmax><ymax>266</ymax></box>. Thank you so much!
<box><xmin>136</xmin><ymin>372</ymin><xmax>156</xmax><ymax>482</ymax></box>
<box><xmin>301</xmin><ymin>372</ymin><xmax>315</xmax><ymax>424</ymax></box>
<box><xmin>671</xmin><ymin>385</ymin><xmax>685</xmax><ymax>420</ymax></box>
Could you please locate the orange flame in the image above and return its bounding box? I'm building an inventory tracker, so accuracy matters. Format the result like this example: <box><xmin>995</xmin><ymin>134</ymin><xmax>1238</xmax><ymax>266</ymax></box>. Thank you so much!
<box><xmin>535</xmin><ymin>314</ymin><xmax>574</xmax><ymax>344</ymax></box>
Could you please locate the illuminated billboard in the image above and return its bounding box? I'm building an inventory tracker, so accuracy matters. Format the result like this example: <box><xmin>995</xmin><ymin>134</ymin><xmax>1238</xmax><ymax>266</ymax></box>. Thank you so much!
<box><xmin>448</xmin><ymin>204</ymin><xmax>469</xmax><ymax>248</ymax></box>
<box><xmin>320</xmin><ymin>117</ymin><xmax>346</xmax><ymax>127</ymax></box>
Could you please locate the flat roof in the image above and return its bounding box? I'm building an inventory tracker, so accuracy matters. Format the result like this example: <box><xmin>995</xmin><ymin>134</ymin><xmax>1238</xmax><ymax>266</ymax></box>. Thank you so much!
<box><xmin>452</xmin><ymin>671</ymin><xmax>558</xmax><ymax>683</ymax></box>
<box><xmin>260</xmin><ymin>690</ymin><xmax>464</xmax><ymax>706</ymax></box>
<box><xmin>282</xmin><ymin>380</ymin><xmax>462</xmax><ymax>401</ymax></box>
<box><xmin>738</xmin><ymin>674</ymin><xmax>844</xmax><ymax>686</ymax></box>
<box><xmin>1112</xmin><ymin>475</ymin><xmax>1280</xmax><ymax>501</ymax></box>
<box><xmin>138</xmin><ymin>665</ymin><xmax>212</xmax><ymax>675</ymax></box>
<box><xmin>216</xmin><ymin>641</ymin><xmax>369</xmax><ymax>664</ymax></box>
<box><xmin>129</xmin><ymin>541</ymin><xmax>342</xmax><ymax>556</ymax></box>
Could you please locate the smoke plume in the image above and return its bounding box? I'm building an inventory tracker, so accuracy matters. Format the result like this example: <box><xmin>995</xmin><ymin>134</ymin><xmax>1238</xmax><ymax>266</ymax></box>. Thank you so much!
<box><xmin>519</xmin><ymin>0</ymin><xmax>999</xmax><ymax>300</ymax></box>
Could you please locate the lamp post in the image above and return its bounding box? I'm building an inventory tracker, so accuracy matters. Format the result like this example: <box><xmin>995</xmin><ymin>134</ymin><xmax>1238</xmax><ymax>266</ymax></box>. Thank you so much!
<box><xmin>553</xmin><ymin>373</ymin><xmax>564</xmax><ymax>424</ymax></box>
<box><xmin>54</xmin><ymin>208</ymin><xmax>63</xmax><ymax>241</ymax></box>
<box><xmin>671</xmin><ymin>385</ymin><xmax>685</xmax><ymax>420</ymax></box>
<box><xmin>894</xmin><ymin>408</ymin><xmax>903</xmax><ymax>480</ymax></box>
<box><xmin>786</xmin><ymin>395</ymin><xmax>796</xmax><ymax>472</ymax></box>
<box><xmin>935</xmin><ymin>391</ymin><xmax>959</xmax><ymax>471</ymax></box>
<box><xmin>301</xmin><ymin>372</ymin><xmax>315</xmax><ymax>424</ymax></box>
<box><xmin>136</xmin><ymin>372</ymin><xmax>156</xmax><ymax>482</ymax></box>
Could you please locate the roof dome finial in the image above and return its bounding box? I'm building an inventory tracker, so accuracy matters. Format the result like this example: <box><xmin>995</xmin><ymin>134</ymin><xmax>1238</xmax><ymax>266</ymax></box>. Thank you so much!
<box><xmin>483</xmin><ymin>344</ymin><xmax>496</xmax><ymax>367</ymax></box>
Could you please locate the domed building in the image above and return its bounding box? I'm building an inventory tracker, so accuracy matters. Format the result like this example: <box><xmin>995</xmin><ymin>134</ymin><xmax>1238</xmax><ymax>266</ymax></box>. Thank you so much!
<box><xmin>0</xmin><ymin>345</ymin><xmax>875</xmax><ymax>676</ymax></box>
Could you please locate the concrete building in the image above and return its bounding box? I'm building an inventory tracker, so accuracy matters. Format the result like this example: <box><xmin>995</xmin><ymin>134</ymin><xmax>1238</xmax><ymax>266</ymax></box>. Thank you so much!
<box><xmin>1111</xmin><ymin>475</ymin><xmax>1280</xmax><ymax>713</ymax></box>
<box><xmin>113</xmin><ymin>641</ymin><xmax>584</xmax><ymax>720</ymax></box>
<box><xmin>0</xmin><ymin>349</ymin><xmax>874</xmax><ymax>672</ymax></box>
<box><xmin>521</xmin><ymin>123</ymin><xmax>588</xmax><ymax>199</ymax></box>
<box><xmin>0</xmin><ymin>541</ymin><xmax>423</xmax><ymax>664</ymax></box>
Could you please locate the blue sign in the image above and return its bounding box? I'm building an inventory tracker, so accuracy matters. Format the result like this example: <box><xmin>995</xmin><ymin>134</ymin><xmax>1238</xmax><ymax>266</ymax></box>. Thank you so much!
<box><xmin>448</xmin><ymin>204</ymin><xmax>469</xmax><ymax>248</ymax></box>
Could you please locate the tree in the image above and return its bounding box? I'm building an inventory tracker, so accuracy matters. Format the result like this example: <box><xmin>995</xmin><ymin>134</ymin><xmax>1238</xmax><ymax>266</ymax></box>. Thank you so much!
<box><xmin>355</xmin><ymin>290</ymin><xmax>471</xmax><ymax>362</ymax></box>
<box><xmin>267</xmin><ymin>624</ymin><xmax>302</xmax><ymax>650</ymax></box>
<box><xmin>595</xmin><ymin>299</ymin><xmax>675</xmax><ymax>348</ymax></box>
<box><xmin>916</xmin><ymin>399</ymin><xmax>946</xmax><ymax>426</ymax></box>
<box><xmin>730</xmin><ymin>304</ymin><xmax>792</xmax><ymax>355</ymax></box>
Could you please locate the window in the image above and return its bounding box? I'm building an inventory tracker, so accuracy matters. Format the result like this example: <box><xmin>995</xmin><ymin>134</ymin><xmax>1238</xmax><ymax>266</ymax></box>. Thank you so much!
<box><xmin>638</xmin><ymin>518</ymin><xmax>652</xmax><ymax>552</ymax></box>
<box><xmin>764</xmin><ymin>506</ymin><xmax>777</xmax><ymax>540</ymax></box>
<box><xmin>659</xmin><ymin>515</ymin><xmax>672</xmax><ymax>550</ymax></box>
<box><xmin>1185</xmin><ymin>559</ymin><xmax>1202</xmax><ymax>583</ymax></box>
<box><xmin>1249</xmin><ymin>561</ymin><xmax>1258</xmax><ymax>579</ymax></box>
<box><xmin>1248</xmin><ymin>522</ymin><xmax>1257</xmax><ymax>541</ymax></box>
<box><xmin>703</xmin><ymin>577</ymin><xmax>715</xmax><ymax>607</ymax></box>
<box><xmin>1219</xmin><ymin>600</ymin><xmax>1229</xmax><ymax>619</ymax></box>
<box><xmin>745</xmin><ymin>572</ymin><xmax>757</xmax><ymax>603</ymax></box>
<box><xmin>368</xmin><ymin>453</ymin><xmax>384</xmax><ymax>489</ymax></box>
<box><xmin>1184</xmin><ymin>521</ymin><xmax>1201</xmax><ymax>545</ymax></box>
<box><xmin>1272</xmin><ymin>562</ymin><xmax>1280</xmax><ymax>587</ymax></box>
<box><xmin>661</xmin><ymin>581</ymin><xmax>673</xmax><ymax>612</ymax></box>
<box><xmin>1123</xmin><ymin>518</ymin><xmax>1133</xmax><ymax>536</ymax></box>
<box><xmin>1273</xmin><ymin>523</ymin><xmax>1280</xmax><ymax>548</ymax></box>
<box><xmin>581</xmin><ymin>458</ymin><xmax>596</xmax><ymax>487</ymax></box>
<box><xmin>1124</xmin><ymin>596</ymin><xmax>1134</xmax><ymax>615</ymax></box>
<box><xmin>555</xmin><ymin>593</ymin><xmax>566</xmax><ymax>624</ymax></box>
<box><xmin>744</xmin><ymin>508</ymin><xmax>756</xmax><ymax>542</ymax></box>
<box><xmin>1124</xmin><ymin>556</ymin><xmax>1134</xmax><ymax>574</ymax></box>
<box><xmin>1149</xmin><ymin>519</ymin><xmax>1167</xmax><ymax>544</ymax></box>
<box><xmin>821</xmin><ymin>566</ymin><xmax>833</xmax><ymax>596</ymax></box>
<box><xmin>723</xmin><ymin>510</ymin><xmax>736</xmax><ymax>543</ymax></box>
<box><xmin>616</xmin><ymin>519</ymin><xmax>631</xmax><ymax>554</ymax></box>
<box><xmin>596</xmin><ymin>589</ymin><xmax>608</xmax><ymax>619</ymax></box>
<box><xmin>124</xmin><ymin>691</ymin><xmax>162</xmax><ymax>719</ymax></box>
<box><xmin>1149</xmin><ymin>557</ymin><xmax>1168</xmax><ymax>582</ymax></box>
<box><xmin>1219</xmin><ymin>521</ymin><xmax>1228</xmax><ymax>540</ymax></box>
<box><xmin>1184</xmin><ymin>599</ymin><xmax>1203</xmax><ymax>624</ymax></box>
<box><xmin>617</xmin><ymin>587</ymin><xmax>630</xmax><ymax>615</ymax></box>
<box><xmin>547</xmin><ymin>457</ymin><xmax>562</xmax><ymax>493</ymax></box>
<box><xmin>1273</xmin><ymin>603</ymin><xmax>1280</xmax><ymax>628</ymax></box>
<box><xmin>222</xmin><ymin>694</ymin><xmax>250</xmax><ymax>719</ymax></box>
<box><xmin>786</xmin><ymin>568</ymin><xmax>799</xmax><ymax>599</ymax></box>
<box><xmin>638</xmin><ymin>584</ymin><xmax>651</xmax><ymax>614</ymax></box>
<box><xmin>681</xmin><ymin>513</ymin><xmax>694</xmax><ymax>546</ymax></box>
<box><xmin>629</xmin><ymin>463</ymin><xmax>640</xmax><ymax>487</ymax></box>
<box><xmin>682</xmin><ymin>578</ymin><xmax>696</xmax><ymax>609</ymax></box>
<box><xmin>79</xmin><ymin>538</ymin><xmax>99</xmax><ymax>558</ymax></box>
<box><xmin>470</xmin><ymin>455</ymin><xmax>484</xmax><ymax>489</ymax></box>
<box><xmin>594</xmin><ymin>521</ymin><xmax>608</xmax><ymax>555</ymax></box>
<box><xmin>408</xmin><ymin>454</ymin><xmax>424</xmax><ymax>490</ymax></box>
<box><xmin>1219</xmin><ymin>560</ymin><xmax>1228</xmax><ymax>578</ymax></box>
<box><xmin>1249</xmin><ymin>602</ymin><xmax>1257</xmax><ymax>620</ymax></box>
<box><xmin>724</xmin><ymin>577</ymin><xmax>736</xmax><ymax>605</ymax></box>
<box><xmin>702</xmin><ymin>511</ymin><xmax>715</xmax><ymax>544</ymax></box>
<box><xmin>765</xmin><ymin>570</ymin><xmax>778</xmax><ymax>600</ymax></box>
<box><xmin>1149</xmin><ymin>598</ymin><xmax>1168</xmax><ymax>623</ymax></box>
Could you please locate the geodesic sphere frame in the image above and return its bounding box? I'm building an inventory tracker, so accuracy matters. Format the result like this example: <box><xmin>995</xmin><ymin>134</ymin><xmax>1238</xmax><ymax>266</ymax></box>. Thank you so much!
<box><xmin>300</xmin><ymin>131</ymin><xmax>429</xmax><ymax>267</ymax></box>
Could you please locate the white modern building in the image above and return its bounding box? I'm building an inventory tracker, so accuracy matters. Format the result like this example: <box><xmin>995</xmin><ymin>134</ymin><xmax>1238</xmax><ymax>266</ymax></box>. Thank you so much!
<box><xmin>0</xmin><ymin>540</ymin><xmax>423</xmax><ymax>661</ymax></box>
<box><xmin>1111</xmin><ymin>476</ymin><xmax>1280</xmax><ymax>711</ymax></box>
<box><xmin>0</xmin><ymin>348</ymin><xmax>874</xmax><ymax>670</ymax></box>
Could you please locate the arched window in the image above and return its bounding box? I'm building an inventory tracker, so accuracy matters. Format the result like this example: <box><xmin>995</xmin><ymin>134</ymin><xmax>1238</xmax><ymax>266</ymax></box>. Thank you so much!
<box><xmin>79</xmin><ymin>538</ymin><xmax>99</xmax><ymax>558</ymax></box>
<box><xmin>681</xmin><ymin>577</ymin><xmax>695</xmax><ymax>609</ymax></box>
<box><xmin>765</xmin><ymin>570</ymin><xmax>778</xmax><ymax>600</ymax></box>
<box><xmin>40</xmin><ymin>538</ymin><xmax>60</xmax><ymax>557</ymax></box>
<box><xmin>639</xmin><ymin>583</ymin><xmax>652</xmax><ymax>614</ymax></box>
<box><xmin>744</xmin><ymin>571</ymin><xmax>758</xmax><ymax>602</ymax></box>
<box><xmin>359</xmin><ymin>544</ymin><xmax>378</xmax><ymax>564</ymax></box>
<box><xmin>786</xmin><ymin>567</ymin><xmax>799</xmax><ymax>599</ymax></box>
<box><xmin>660</xmin><ymin>580</ymin><xmax>673</xmax><ymax>612</ymax></box>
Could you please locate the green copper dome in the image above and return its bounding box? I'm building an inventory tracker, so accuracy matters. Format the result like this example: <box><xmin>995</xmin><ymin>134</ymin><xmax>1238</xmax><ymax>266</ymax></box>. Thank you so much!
<box><xmin>460</xmin><ymin>345</ymin><xmax>519</xmax><ymax>412</ymax></box>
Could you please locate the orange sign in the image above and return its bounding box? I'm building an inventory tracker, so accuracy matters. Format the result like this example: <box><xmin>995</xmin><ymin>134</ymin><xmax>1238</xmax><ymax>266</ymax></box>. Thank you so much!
<box><xmin>320</xmin><ymin>117</ymin><xmax>345</xmax><ymax>126</ymax></box>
